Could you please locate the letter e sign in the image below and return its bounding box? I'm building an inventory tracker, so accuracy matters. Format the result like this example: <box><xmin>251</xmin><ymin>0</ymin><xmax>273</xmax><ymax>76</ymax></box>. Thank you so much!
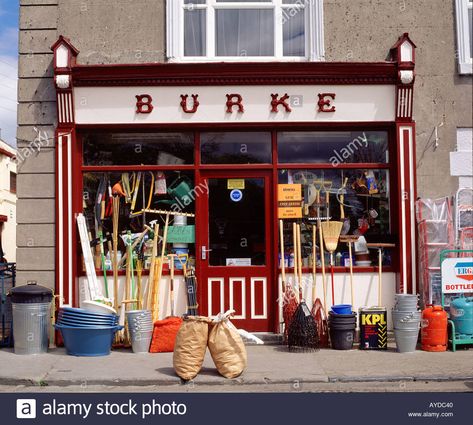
<box><xmin>317</xmin><ymin>93</ymin><xmax>336</xmax><ymax>112</ymax></box>
<box><xmin>136</xmin><ymin>94</ymin><xmax>154</xmax><ymax>114</ymax></box>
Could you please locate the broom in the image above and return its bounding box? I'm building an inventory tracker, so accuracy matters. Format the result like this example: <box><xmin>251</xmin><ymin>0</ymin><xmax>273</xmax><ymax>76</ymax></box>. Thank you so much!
<box><xmin>321</xmin><ymin>221</ymin><xmax>343</xmax><ymax>307</ymax></box>
<box><xmin>287</xmin><ymin>223</ymin><xmax>319</xmax><ymax>352</ymax></box>
<box><xmin>310</xmin><ymin>224</ymin><xmax>330</xmax><ymax>347</ymax></box>
<box><xmin>280</xmin><ymin>220</ymin><xmax>297</xmax><ymax>342</ymax></box>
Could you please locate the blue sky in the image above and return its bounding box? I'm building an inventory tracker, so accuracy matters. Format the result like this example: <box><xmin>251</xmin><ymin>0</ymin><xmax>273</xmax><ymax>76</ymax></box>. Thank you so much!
<box><xmin>0</xmin><ymin>0</ymin><xmax>19</xmax><ymax>147</ymax></box>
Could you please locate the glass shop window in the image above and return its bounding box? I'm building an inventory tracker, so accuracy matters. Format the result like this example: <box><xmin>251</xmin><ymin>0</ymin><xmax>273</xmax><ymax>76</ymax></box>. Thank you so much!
<box><xmin>201</xmin><ymin>132</ymin><xmax>272</xmax><ymax>164</ymax></box>
<box><xmin>83</xmin><ymin>132</ymin><xmax>194</xmax><ymax>166</ymax></box>
<box><xmin>277</xmin><ymin>131</ymin><xmax>389</xmax><ymax>164</ymax></box>
<box><xmin>278</xmin><ymin>169</ymin><xmax>393</xmax><ymax>267</ymax></box>
<box><xmin>82</xmin><ymin>171</ymin><xmax>196</xmax><ymax>273</ymax></box>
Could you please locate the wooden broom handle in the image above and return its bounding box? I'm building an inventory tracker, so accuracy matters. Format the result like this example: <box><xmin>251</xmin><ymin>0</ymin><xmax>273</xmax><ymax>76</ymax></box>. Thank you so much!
<box><xmin>279</xmin><ymin>220</ymin><xmax>286</xmax><ymax>290</ymax></box>
<box><xmin>292</xmin><ymin>222</ymin><xmax>298</xmax><ymax>302</ymax></box>
<box><xmin>318</xmin><ymin>221</ymin><xmax>327</xmax><ymax>312</ymax></box>
<box><xmin>297</xmin><ymin>224</ymin><xmax>303</xmax><ymax>300</ymax></box>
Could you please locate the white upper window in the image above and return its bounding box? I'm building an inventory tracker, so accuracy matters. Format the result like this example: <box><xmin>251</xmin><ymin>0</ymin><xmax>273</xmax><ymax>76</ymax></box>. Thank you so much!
<box><xmin>455</xmin><ymin>0</ymin><xmax>473</xmax><ymax>74</ymax></box>
<box><xmin>167</xmin><ymin>0</ymin><xmax>324</xmax><ymax>62</ymax></box>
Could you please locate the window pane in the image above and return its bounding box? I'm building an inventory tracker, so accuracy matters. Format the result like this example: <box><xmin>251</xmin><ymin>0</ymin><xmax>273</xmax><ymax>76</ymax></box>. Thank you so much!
<box><xmin>469</xmin><ymin>6</ymin><xmax>472</xmax><ymax>59</ymax></box>
<box><xmin>282</xmin><ymin>7</ymin><xmax>305</xmax><ymax>56</ymax></box>
<box><xmin>209</xmin><ymin>178</ymin><xmax>266</xmax><ymax>266</ymax></box>
<box><xmin>278</xmin><ymin>168</ymin><xmax>393</xmax><ymax>265</ymax></box>
<box><xmin>201</xmin><ymin>132</ymin><xmax>272</xmax><ymax>164</ymax></box>
<box><xmin>83</xmin><ymin>132</ymin><xmax>194</xmax><ymax>165</ymax></box>
<box><xmin>185</xmin><ymin>0</ymin><xmax>205</xmax><ymax>3</ymax></box>
<box><xmin>216</xmin><ymin>9</ymin><xmax>274</xmax><ymax>56</ymax></box>
<box><xmin>83</xmin><ymin>171</ymin><xmax>195</xmax><ymax>272</ymax></box>
<box><xmin>278</xmin><ymin>131</ymin><xmax>389</xmax><ymax>164</ymax></box>
<box><xmin>184</xmin><ymin>9</ymin><xmax>206</xmax><ymax>56</ymax></box>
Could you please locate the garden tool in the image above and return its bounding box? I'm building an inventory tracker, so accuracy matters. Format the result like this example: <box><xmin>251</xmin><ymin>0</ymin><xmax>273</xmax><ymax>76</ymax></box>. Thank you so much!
<box><xmin>340</xmin><ymin>235</ymin><xmax>359</xmax><ymax>306</ymax></box>
<box><xmin>287</xmin><ymin>223</ymin><xmax>319</xmax><ymax>352</ymax></box>
<box><xmin>321</xmin><ymin>221</ymin><xmax>343</xmax><ymax>307</ymax></box>
<box><xmin>280</xmin><ymin>220</ymin><xmax>297</xmax><ymax>341</ymax></box>
<box><xmin>339</xmin><ymin>177</ymin><xmax>350</xmax><ymax>235</ymax></box>
<box><xmin>323</xmin><ymin>180</ymin><xmax>333</xmax><ymax>218</ymax></box>
<box><xmin>367</xmin><ymin>243</ymin><xmax>395</xmax><ymax>307</ymax></box>
<box><xmin>146</xmin><ymin>221</ymin><xmax>159</xmax><ymax>310</ymax></box>
<box><xmin>112</xmin><ymin>195</ymin><xmax>120</xmax><ymax>311</ymax></box>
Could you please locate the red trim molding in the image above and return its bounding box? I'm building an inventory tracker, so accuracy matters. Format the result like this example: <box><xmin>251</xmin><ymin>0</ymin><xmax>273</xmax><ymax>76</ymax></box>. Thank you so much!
<box><xmin>72</xmin><ymin>62</ymin><xmax>399</xmax><ymax>87</ymax></box>
<box><xmin>0</xmin><ymin>147</ymin><xmax>15</xmax><ymax>159</ymax></box>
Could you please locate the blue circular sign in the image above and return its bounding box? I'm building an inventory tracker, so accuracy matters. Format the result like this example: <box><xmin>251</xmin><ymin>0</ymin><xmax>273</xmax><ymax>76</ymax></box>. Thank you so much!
<box><xmin>230</xmin><ymin>189</ymin><xmax>243</xmax><ymax>202</ymax></box>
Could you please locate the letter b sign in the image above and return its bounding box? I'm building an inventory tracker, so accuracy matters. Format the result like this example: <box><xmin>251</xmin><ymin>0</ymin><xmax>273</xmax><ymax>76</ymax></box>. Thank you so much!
<box><xmin>136</xmin><ymin>94</ymin><xmax>154</xmax><ymax>114</ymax></box>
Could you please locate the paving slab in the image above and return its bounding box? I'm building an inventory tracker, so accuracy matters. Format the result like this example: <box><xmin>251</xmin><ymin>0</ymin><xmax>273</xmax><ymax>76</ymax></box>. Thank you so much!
<box><xmin>0</xmin><ymin>344</ymin><xmax>472</xmax><ymax>388</ymax></box>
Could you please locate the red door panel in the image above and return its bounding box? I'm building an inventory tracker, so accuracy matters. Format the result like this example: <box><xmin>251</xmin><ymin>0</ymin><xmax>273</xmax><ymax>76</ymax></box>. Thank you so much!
<box><xmin>197</xmin><ymin>170</ymin><xmax>273</xmax><ymax>332</ymax></box>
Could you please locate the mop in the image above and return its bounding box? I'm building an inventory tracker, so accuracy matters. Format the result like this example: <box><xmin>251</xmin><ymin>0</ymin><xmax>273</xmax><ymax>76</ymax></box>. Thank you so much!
<box><xmin>321</xmin><ymin>221</ymin><xmax>343</xmax><ymax>307</ymax></box>
<box><xmin>279</xmin><ymin>220</ymin><xmax>297</xmax><ymax>342</ymax></box>
<box><xmin>287</xmin><ymin>223</ymin><xmax>319</xmax><ymax>352</ymax></box>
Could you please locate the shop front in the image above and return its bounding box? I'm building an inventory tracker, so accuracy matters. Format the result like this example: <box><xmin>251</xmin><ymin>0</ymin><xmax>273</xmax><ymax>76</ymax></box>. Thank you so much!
<box><xmin>52</xmin><ymin>34</ymin><xmax>417</xmax><ymax>333</ymax></box>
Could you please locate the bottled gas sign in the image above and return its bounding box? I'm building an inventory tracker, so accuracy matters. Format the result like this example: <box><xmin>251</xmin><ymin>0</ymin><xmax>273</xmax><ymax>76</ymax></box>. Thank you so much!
<box><xmin>441</xmin><ymin>257</ymin><xmax>473</xmax><ymax>293</ymax></box>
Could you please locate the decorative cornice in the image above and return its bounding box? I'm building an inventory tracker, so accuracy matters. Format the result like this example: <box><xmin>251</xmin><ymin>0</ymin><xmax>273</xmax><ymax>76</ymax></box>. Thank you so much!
<box><xmin>71</xmin><ymin>62</ymin><xmax>399</xmax><ymax>87</ymax></box>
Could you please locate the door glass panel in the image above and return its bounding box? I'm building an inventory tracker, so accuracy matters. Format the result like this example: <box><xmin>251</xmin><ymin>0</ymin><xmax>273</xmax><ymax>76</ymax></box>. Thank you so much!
<box><xmin>208</xmin><ymin>178</ymin><xmax>266</xmax><ymax>266</ymax></box>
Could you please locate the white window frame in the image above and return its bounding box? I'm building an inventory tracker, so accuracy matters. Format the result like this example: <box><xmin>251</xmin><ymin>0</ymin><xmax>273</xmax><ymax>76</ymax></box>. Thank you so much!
<box><xmin>455</xmin><ymin>0</ymin><xmax>472</xmax><ymax>74</ymax></box>
<box><xmin>167</xmin><ymin>0</ymin><xmax>324</xmax><ymax>62</ymax></box>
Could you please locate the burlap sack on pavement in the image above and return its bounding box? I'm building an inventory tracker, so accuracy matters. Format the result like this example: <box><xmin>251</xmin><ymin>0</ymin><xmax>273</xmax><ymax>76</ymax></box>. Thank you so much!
<box><xmin>173</xmin><ymin>316</ymin><xmax>212</xmax><ymax>381</ymax></box>
<box><xmin>208</xmin><ymin>317</ymin><xmax>247</xmax><ymax>379</ymax></box>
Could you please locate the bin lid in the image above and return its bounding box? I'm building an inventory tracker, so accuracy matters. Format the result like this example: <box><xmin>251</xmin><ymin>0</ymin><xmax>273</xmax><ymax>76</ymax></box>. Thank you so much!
<box><xmin>9</xmin><ymin>281</ymin><xmax>53</xmax><ymax>303</ymax></box>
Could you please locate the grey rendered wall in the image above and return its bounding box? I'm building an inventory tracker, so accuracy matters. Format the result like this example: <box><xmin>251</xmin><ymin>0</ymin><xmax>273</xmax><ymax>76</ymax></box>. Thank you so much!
<box><xmin>324</xmin><ymin>0</ymin><xmax>473</xmax><ymax>198</ymax></box>
<box><xmin>57</xmin><ymin>0</ymin><xmax>166</xmax><ymax>64</ymax></box>
<box><xmin>17</xmin><ymin>0</ymin><xmax>58</xmax><ymax>290</ymax></box>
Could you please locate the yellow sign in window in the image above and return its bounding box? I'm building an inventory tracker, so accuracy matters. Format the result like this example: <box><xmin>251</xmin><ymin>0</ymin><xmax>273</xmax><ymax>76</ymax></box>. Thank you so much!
<box><xmin>227</xmin><ymin>179</ymin><xmax>245</xmax><ymax>190</ymax></box>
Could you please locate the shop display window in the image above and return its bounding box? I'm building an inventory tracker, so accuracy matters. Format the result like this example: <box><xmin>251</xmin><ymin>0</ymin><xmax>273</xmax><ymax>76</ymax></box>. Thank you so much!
<box><xmin>82</xmin><ymin>171</ymin><xmax>196</xmax><ymax>273</ymax></box>
<box><xmin>83</xmin><ymin>132</ymin><xmax>194</xmax><ymax>166</ymax></box>
<box><xmin>278</xmin><ymin>131</ymin><xmax>389</xmax><ymax>164</ymax></box>
<box><xmin>201</xmin><ymin>132</ymin><xmax>272</xmax><ymax>164</ymax></box>
<box><xmin>277</xmin><ymin>168</ymin><xmax>393</xmax><ymax>268</ymax></box>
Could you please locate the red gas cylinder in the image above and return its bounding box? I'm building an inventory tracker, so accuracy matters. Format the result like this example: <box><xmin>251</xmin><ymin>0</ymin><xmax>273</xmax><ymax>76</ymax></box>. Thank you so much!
<box><xmin>421</xmin><ymin>305</ymin><xmax>448</xmax><ymax>352</ymax></box>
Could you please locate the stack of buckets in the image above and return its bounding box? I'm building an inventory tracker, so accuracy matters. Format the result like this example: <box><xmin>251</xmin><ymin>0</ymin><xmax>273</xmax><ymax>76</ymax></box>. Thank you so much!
<box><xmin>126</xmin><ymin>310</ymin><xmax>153</xmax><ymax>353</ymax></box>
<box><xmin>392</xmin><ymin>294</ymin><xmax>421</xmax><ymax>353</ymax></box>
<box><xmin>328</xmin><ymin>304</ymin><xmax>356</xmax><ymax>350</ymax></box>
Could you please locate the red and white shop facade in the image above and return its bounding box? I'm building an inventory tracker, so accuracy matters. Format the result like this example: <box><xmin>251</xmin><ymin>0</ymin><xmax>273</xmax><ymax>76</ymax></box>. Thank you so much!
<box><xmin>52</xmin><ymin>34</ymin><xmax>417</xmax><ymax>332</ymax></box>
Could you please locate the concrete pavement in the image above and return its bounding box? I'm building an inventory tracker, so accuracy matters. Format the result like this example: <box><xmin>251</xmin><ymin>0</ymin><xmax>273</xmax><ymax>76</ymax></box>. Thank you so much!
<box><xmin>0</xmin><ymin>344</ymin><xmax>472</xmax><ymax>390</ymax></box>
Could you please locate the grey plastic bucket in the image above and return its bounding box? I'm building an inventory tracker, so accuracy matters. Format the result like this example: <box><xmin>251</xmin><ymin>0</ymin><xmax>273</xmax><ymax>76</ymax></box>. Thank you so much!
<box><xmin>12</xmin><ymin>303</ymin><xmax>50</xmax><ymax>355</ymax></box>
<box><xmin>394</xmin><ymin>328</ymin><xmax>419</xmax><ymax>353</ymax></box>
<box><xmin>394</xmin><ymin>294</ymin><xmax>418</xmax><ymax>311</ymax></box>
<box><xmin>392</xmin><ymin>310</ymin><xmax>421</xmax><ymax>330</ymax></box>
<box><xmin>130</xmin><ymin>330</ymin><xmax>153</xmax><ymax>353</ymax></box>
<box><xmin>126</xmin><ymin>310</ymin><xmax>153</xmax><ymax>332</ymax></box>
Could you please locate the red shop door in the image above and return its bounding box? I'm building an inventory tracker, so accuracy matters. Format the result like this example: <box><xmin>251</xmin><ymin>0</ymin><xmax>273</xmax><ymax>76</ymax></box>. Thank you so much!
<box><xmin>197</xmin><ymin>170</ymin><xmax>273</xmax><ymax>332</ymax></box>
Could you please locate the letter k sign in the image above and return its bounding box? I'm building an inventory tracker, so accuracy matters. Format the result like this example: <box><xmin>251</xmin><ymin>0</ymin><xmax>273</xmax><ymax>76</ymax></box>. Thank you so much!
<box><xmin>16</xmin><ymin>399</ymin><xmax>37</xmax><ymax>419</ymax></box>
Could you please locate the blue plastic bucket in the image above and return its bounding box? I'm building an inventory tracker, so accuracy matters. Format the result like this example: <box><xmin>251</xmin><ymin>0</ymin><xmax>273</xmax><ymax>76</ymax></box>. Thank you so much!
<box><xmin>331</xmin><ymin>304</ymin><xmax>353</xmax><ymax>315</ymax></box>
<box><xmin>55</xmin><ymin>325</ymin><xmax>122</xmax><ymax>356</ymax></box>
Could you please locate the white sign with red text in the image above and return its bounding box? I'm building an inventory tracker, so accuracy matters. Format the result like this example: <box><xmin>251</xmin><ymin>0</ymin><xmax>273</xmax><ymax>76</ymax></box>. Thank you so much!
<box><xmin>441</xmin><ymin>257</ymin><xmax>473</xmax><ymax>293</ymax></box>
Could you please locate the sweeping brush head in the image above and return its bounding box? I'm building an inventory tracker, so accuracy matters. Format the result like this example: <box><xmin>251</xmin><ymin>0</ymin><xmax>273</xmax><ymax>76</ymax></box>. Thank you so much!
<box><xmin>321</xmin><ymin>221</ymin><xmax>344</xmax><ymax>252</ymax></box>
<box><xmin>282</xmin><ymin>288</ymin><xmax>299</xmax><ymax>344</ymax></box>
<box><xmin>311</xmin><ymin>298</ymin><xmax>330</xmax><ymax>348</ymax></box>
<box><xmin>287</xmin><ymin>301</ymin><xmax>320</xmax><ymax>352</ymax></box>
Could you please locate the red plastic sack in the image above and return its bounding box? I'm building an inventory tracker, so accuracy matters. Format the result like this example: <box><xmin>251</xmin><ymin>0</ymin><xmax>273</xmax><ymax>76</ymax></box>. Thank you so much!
<box><xmin>149</xmin><ymin>317</ymin><xmax>183</xmax><ymax>353</ymax></box>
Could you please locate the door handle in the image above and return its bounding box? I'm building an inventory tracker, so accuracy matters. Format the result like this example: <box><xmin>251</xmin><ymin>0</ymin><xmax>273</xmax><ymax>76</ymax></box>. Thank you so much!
<box><xmin>201</xmin><ymin>246</ymin><xmax>213</xmax><ymax>260</ymax></box>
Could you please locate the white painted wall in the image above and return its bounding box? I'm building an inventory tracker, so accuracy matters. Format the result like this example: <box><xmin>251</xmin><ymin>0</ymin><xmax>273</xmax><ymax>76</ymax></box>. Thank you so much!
<box><xmin>0</xmin><ymin>139</ymin><xmax>16</xmax><ymax>263</ymax></box>
<box><xmin>74</xmin><ymin>85</ymin><xmax>396</xmax><ymax>124</ymax></box>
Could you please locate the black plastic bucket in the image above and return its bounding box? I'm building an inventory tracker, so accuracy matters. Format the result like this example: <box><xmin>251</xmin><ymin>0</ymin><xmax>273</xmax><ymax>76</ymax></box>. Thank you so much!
<box><xmin>329</xmin><ymin>327</ymin><xmax>355</xmax><ymax>350</ymax></box>
<box><xmin>328</xmin><ymin>311</ymin><xmax>357</xmax><ymax>325</ymax></box>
